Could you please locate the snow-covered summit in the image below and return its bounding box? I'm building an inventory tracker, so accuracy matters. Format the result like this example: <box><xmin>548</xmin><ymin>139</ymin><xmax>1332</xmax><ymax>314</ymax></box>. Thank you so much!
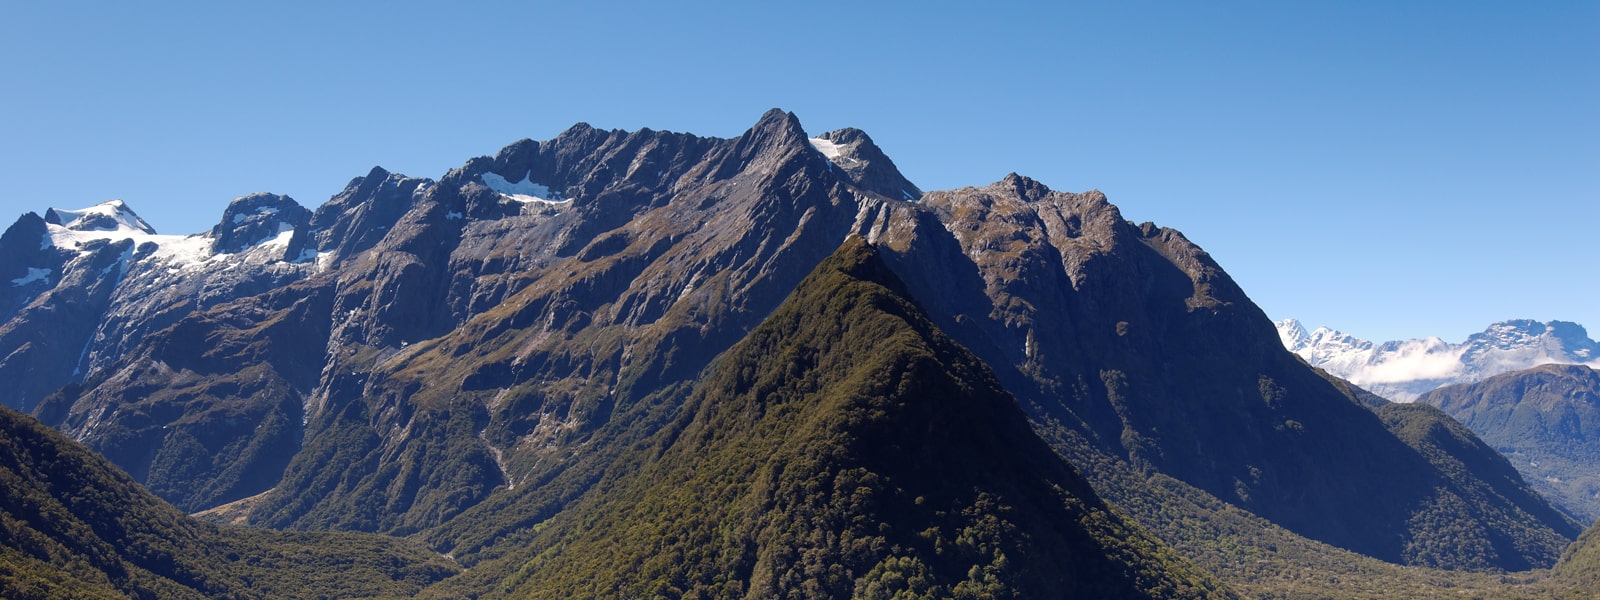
<box><xmin>44</xmin><ymin>200</ymin><xmax>156</xmax><ymax>235</ymax></box>
<box><xmin>39</xmin><ymin>200</ymin><xmax>210</xmax><ymax>267</ymax></box>
<box><xmin>1276</xmin><ymin>318</ymin><xmax>1600</xmax><ymax>402</ymax></box>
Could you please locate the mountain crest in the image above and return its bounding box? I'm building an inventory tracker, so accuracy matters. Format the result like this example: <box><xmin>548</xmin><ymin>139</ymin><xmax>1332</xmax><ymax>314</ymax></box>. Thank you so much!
<box><xmin>43</xmin><ymin>199</ymin><xmax>155</xmax><ymax>234</ymax></box>
<box><xmin>713</xmin><ymin>108</ymin><xmax>812</xmax><ymax>176</ymax></box>
<box><xmin>809</xmin><ymin>127</ymin><xmax>923</xmax><ymax>201</ymax></box>
<box><xmin>209</xmin><ymin>192</ymin><xmax>312</xmax><ymax>256</ymax></box>
<box><xmin>998</xmin><ymin>172</ymin><xmax>1052</xmax><ymax>201</ymax></box>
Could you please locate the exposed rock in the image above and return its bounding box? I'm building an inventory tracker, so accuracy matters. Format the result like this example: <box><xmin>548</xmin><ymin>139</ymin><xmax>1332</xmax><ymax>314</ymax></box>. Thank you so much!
<box><xmin>209</xmin><ymin>192</ymin><xmax>312</xmax><ymax>258</ymax></box>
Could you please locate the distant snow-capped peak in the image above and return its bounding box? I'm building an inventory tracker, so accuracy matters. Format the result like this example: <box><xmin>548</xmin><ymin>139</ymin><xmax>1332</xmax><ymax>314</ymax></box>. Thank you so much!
<box><xmin>1275</xmin><ymin>318</ymin><xmax>1600</xmax><ymax>402</ymax></box>
<box><xmin>1275</xmin><ymin>318</ymin><xmax>1310</xmax><ymax>351</ymax></box>
<box><xmin>38</xmin><ymin>198</ymin><xmax>313</xmax><ymax>269</ymax></box>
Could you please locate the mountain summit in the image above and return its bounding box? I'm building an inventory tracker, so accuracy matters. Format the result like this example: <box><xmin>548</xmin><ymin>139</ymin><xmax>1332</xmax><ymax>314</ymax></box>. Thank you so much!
<box><xmin>43</xmin><ymin>199</ymin><xmax>155</xmax><ymax>235</ymax></box>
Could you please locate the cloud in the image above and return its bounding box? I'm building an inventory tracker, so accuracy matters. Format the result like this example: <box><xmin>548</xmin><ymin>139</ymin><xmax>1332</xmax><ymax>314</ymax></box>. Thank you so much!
<box><xmin>1348</xmin><ymin>344</ymin><xmax>1465</xmax><ymax>385</ymax></box>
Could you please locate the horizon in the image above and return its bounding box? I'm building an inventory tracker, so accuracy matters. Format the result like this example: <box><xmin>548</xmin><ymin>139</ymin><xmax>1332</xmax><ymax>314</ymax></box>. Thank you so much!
<box><xmin>4</xmin><ymin>2</ymin><xmax>1594</xmax><ymax>344</ymax></box>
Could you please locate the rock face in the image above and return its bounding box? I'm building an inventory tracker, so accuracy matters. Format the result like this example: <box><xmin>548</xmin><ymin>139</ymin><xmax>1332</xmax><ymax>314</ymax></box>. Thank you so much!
<box><xmin>1278</xmin><ymin>318</ymin><xmax>1600</xmax><ymax>402</ymax></box>
<box><xmin>0</xmin><ymin>109</ymin><xmax>1580</xmax><ymax>576</ymax></box>
<box><xmin>808</xmin><ymin>127</ymin><xmax>922</xmax><ymax>201</ymax></box>
<box><xmin>1420</xmin><ymin>364</ymin><xmax>1600</xmax><ymax>524</ymax></box>
<box><xmin>209</xmin><ymin>192</ymin><xmax>313</xmax><ymax>258</ymax></box>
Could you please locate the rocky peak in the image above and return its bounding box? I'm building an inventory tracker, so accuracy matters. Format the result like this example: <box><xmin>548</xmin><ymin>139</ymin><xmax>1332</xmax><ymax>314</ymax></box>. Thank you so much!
<box><xmin>809</xmin><ymin>127</ymin><xmax>922</xmax><ymax>201</ymax></box>
<box><xmin>1549</xmin><ymin>321</ymin><xmax>1598</xmax><ymax>356</ymax></box>
<box><xmin>1</xmin><ymin>212</ymin><xmax>50</xmax><ymax>260</ymax></box>
<box><xmin>307</xmin><ymin>167</ymin><xmax>429</xmax><ymax>263</ymax></box>
<box><xmin>993</xmin><ymin>172</ymin><xmax>1053</xmax><ymax>203</ymax></box>
<box><xmin>209</xmin><ymin>193</ymin><xmax>312</xmax><ymax>257</ymax></box>
<box><xmin>43</xmin><ymin>199</ymin><xmax>155</xmax><ymax>234</ymax></box>
<box><xmin>1</xmin><ymin>212</ymin><xmax>61</xmax><ymax>317</ymax></box>
<box><xmin>1464</xmin><ymin>319</ymin><xmax>1598</xmax><ymax>360</ymax></box>
<box><xmin>750</xmin><ymin>107</ymin><xmax>809</xmax><ymax>145</ymax></box>
<box><xmin>704</xmin><ymin>109</ymin><xmax>813</xmax><ymax>182</ymax></box>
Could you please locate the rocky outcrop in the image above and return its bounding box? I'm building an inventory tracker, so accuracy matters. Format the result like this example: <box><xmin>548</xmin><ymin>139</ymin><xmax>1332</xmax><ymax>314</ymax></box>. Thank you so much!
<box><xmin>0</xmin><ymin>212</ymin><xmax>66</xmax><ymax>320</ymax></box>
<box><xmin>209</xmin><ymin>192</ymin><xmax>312</xmax><ymax>258</ymax></box>
<box><xmin>809</xmin><ymin>127</ymin><xmax>923</xmax><ymax>201</ymax></box>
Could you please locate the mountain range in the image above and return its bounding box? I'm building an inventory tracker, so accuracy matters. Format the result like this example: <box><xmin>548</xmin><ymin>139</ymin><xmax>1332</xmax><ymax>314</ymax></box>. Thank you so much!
<box><xmin>1</xmin><ymin>109</ymin><xmax>1592</xmax><ymax>597</ymax></box>
<box><xmin>1276</xmin><ymin>318</ymin><xmax>1600</xmax><ymax>402</ymax></box>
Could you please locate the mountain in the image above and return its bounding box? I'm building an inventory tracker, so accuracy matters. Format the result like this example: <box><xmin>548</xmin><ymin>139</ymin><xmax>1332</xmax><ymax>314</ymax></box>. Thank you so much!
<box><xmin>1419</xmin><ymin>364</ymin><xmax>1600</xmax><ymax>524</ymax></box>
<box><xmin>422</xmin><ymin>237</ymin><xmax>1231</xmax><ymax>598</ymax></box>
<box><xmin>0</xmin><ymin>108</ymin><xmax>1581</xmax><ymax>585</ymax></box>
<box><xmin>0</xmin><ymin>404</ymin><xmax>455</xmax><ymax>599</ymax></box>
<box><xmin>1276</xmin><ymin>318</ymin><xmax>1600</xmax><ymax>402</ymax></box>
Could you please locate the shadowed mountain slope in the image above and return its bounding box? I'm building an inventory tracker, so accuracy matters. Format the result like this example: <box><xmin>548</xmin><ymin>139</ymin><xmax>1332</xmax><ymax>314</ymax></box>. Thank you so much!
<box><xmin>870</xmin><ymin>175</ymin><xmax>1580</xmax><ymax>571</ymax></box>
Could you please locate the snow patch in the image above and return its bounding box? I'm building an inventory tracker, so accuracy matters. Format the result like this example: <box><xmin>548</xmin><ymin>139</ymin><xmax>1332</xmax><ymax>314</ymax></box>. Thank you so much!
<box><xmin>482</xmin><ymin>170</ymin><xmax>568</xmax><ymax>204</ymax></box>
<box><xmin>11</xmin><ymin>267</ymin><xmax>50</xmax><ymax>286</ymax></box>
<box><xmin>806</xmin><ymin>137</ymin><xmax>844</xmax><ymax>160</ymax></box>
<box><xmin>47</xmin><ymin>223</ymin><xmax>214</xmax><ymax>268</ymax></box>
<box><xmin>445</xmin><ymin>211</ymin><xmax>464</xmax><ymax>220</ymax></box>
<box><xmin>256</xmin><ymin>223</ymin><xmax>297</xmax><ymax>249</ymax></box>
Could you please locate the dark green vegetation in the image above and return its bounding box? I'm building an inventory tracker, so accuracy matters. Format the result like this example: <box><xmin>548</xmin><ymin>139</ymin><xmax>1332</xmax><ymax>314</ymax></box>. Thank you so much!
<box><xmin>0</xmin><ymin>404</ymin><xmax>457</xmax><ymax>599</ymax></box>
<box><xmin>1421</xmin><ymin>364</ymin><xmax>1600</xmax><ymax>524</ymax></box>
<box><xmin>1371</xmin><ymin>401</ymin><xmax>1578</xmax><ymax>570</ymax></box>
<box><xmin>422</xmin><ymin>236</ymin><xmax>1229</xmax><ymax>598</ymax></box>
<box><xmin>1555</xmin><ymin>519</ymin><xmax>1600</xmax><ymax>589</ymax></box>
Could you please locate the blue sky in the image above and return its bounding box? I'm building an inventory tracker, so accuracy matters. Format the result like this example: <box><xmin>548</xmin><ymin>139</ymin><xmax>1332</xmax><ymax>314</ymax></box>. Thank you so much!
<box><xmin>2</xmin><ymin>2</ymin><xmax>1595</xmax><ymax>343</ymax></box>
